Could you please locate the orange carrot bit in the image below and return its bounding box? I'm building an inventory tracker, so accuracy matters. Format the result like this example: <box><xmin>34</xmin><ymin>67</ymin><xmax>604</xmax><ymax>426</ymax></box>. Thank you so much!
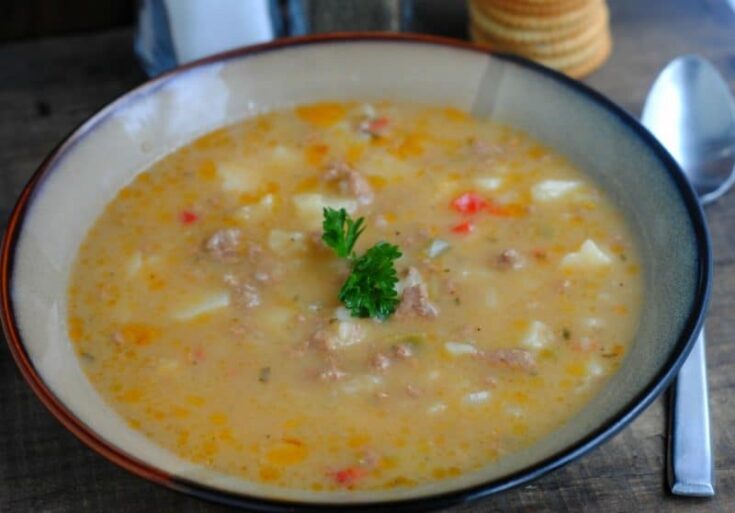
<box><xmin>119</xmin><ymin>323</ymin><xmax>158</xmax><ymax>346</ymax></box>
<box><xmin>265</xmin><ymin>438</ymin><xmax>308</xmax><ymax>466</ymax></box>
<box><xmin>296</xmin><ymin>102</ymin><xmax>347</xmax><ymax>128</ymax></box>
<box><xmin>613</xmin><ymin>304</ymin><xmax>629</xmax><ymax>315</ymax></box>
<box><xmin>345</xmin><ymin>142</ymin><xmax>366</xmax><ymax>165</ymax></box>
<box><xmin>391</xmin><ymin>133</ymin><xmax>425</xmax><ymax>158</ymax></box>
<box><xmin>305</xmin><ymin>143</ymin><xmax>330</xmax><ymax>166</ymax></box>
<box><xmin>193</xmin><ymin>128</ymin><xmax>234</xmax><ymax>151</ymax></box>
<box><xmin>68</xmin><ymin>316</ymin><xmax>85</xmax><ymax>342</ymax></box>
<box><xmin>443</xmin><ymin>107</ymin><xmax>469</xmax><ymax>122</ymax></box>
<box><xmin>367</xmin><ymin>175</ymin><xmax>388</xmax><ymax>190</ymax></box>
<box><xmin>451</xmin><ymin>220</ymin><xmax>475</xmax><ymax>234</ymax></box>
<box><xmin>486</xmin><ymin>201</ymin><xmax>526</xmax><ymax>218</ymax></box>
<box><xmin>197</xmin><ymin>159</ymin><xmax>217</xmax><ymax>181</ymax></box>
<box><xmin>526</xmin><ymin>145</ymin><xmax>546</xmax><ymax>159</ymax></box>
<box><xmin>179</xmin><ymin>209</ymin><xmax>199</xmax><ymax>224</ymax></box>
<box><xmin>603</xmin><ymin>343</ymin><xmax>625</xmax><ymax>358</ymax></box>
<box><xmin>330</xmin><ymin>466</ymin><xmax>367</xmax><ymax>488</ymax></box>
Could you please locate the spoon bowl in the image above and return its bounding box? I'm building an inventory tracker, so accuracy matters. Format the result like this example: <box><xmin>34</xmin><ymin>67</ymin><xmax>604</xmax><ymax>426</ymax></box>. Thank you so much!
<box><xmin>642</xmin><ymin>55</ymin><xmax>735</xmax><ymax>203</ymax></box>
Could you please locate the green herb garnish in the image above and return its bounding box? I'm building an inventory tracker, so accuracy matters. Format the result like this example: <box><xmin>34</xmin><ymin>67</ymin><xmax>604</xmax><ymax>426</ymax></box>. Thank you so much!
<box><xmin>322</xmin><ymin>208</ymin><xmax>402</xmax><ymax>320</ymax></box>
<box><xmin>339</xmin><ymin>242</ymin><xmax>402</xmax><ymax>320</ymax></box>
<box><xmin>322</xmin><ymin>207</ymin><xmax>365</xmax><ymax>259</ymax></box>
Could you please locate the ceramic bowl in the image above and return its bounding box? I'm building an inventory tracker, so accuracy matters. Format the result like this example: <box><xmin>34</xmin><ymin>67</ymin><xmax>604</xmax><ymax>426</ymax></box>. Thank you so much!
<box><xmin>1</xmin><ymin>34</ymin><xmax>711</xmax><ymax>511</ymax></box>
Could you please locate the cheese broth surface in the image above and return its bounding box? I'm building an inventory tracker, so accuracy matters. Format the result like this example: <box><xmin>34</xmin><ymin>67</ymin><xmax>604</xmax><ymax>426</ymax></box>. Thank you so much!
<box><xmin>68</xmin><ymin>102</ymin><xmax>642</xmax><ymax>491</ymax></box>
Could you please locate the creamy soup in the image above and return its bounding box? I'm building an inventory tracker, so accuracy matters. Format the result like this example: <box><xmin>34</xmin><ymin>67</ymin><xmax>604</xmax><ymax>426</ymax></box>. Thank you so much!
<box><xmin>68</xmin><ymin>102</ymin><xmax>642</xmax><ymax>491</ymax></box>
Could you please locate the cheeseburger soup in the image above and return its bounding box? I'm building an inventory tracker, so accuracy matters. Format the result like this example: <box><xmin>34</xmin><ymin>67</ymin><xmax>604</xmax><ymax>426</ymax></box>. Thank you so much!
<box><xmin>68</xmin><ymin>102</ymin><xmax>642</xmax><ymax>491</ymax></box>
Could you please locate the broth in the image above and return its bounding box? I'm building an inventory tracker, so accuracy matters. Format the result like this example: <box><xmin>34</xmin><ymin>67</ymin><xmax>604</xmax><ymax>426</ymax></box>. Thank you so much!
<box><xmin>68</xmin><ymin>101</ymin><xmax>642</xmax><ymax>491</ymax></box>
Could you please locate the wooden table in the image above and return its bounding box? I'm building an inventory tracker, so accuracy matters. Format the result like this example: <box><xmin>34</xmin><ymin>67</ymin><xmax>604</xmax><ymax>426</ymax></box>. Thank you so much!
<box><xmin>1</xmin><ymin>0</ymin><xmax>733</xmax><ymax>511</ymax></box>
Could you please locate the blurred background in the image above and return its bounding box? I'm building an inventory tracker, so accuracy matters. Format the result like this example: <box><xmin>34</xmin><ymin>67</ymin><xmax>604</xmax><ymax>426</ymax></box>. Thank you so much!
<box><xmin>5</xmin><ymin>0</ymin><xmax>730</xmax><ymax>84</ymax></box>
<box><xmin>1</xmin><ymin>0</ymin><xmax>469</xmax><ymax>72</ymax></box>
<box><xmin>2</xmin><ymin>0</ymin><xmax>615</xmax><ymax>79</ymax></box>
<box><xmin>0</xmin><ymin>1</ymin><xmax>468</xmax><ymax>43</ymax></box>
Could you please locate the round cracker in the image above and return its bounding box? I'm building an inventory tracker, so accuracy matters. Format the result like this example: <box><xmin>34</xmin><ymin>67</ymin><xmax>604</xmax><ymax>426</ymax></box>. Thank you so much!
<box><xmin>473</xmin><ymin>0</ymin><xmax>592</xmax><ymax>17</ymax></box>
<box><xmin>469</xmin><ymin>0</ymin><xmax>606</xmax><ymax>44</ymax></box>
<box><xmin>471</xmin><ymin>5</ymin><xmax>608</xmax><ymax>57</ymax></box>
<box><xmin>469</xmin><ymin>21</ymin><xmax>602</xmax><ymax>59</ymax></box>
<box><xmin>559</xmin><ymin>30</ymin><xmax>612</xmax><ymax>78</ymax></box>
<box><xmin>472</xmin><ymin>0</ymin><xmax>601</xmax><ymax>30</ymax></box>
<box><xmin>470</xmin><ymin>25</ymin><xmax>612</xmax><ymax>78</ymax></box>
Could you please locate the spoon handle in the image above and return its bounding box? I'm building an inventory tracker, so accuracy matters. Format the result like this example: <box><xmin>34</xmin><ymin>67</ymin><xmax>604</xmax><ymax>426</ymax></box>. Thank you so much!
<box><xmin>668</xmin><ymin>330</ymin><xmax>715</xmax><ymax>496</ymax></box>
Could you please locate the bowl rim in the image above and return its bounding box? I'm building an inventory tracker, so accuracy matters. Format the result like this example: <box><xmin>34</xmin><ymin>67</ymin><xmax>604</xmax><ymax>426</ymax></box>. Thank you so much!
<box><xmin>0</xmin><ymin>32</ymin><xmax>712</xmax><ymax>512</ymax></box>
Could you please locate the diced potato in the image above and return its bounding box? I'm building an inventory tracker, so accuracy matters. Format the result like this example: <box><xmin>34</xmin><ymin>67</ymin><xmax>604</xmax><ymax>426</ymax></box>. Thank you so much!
<box><xmin>586</xmin><ymin>359</ymin><xmax>604</xmax><ymax>378</ymax></box>
<box><xmin>463</xmin><ymin>390</ymin><xmax>491</xmax><ymax>405</ymax></box>
<box><xmin>486</xmin><ymin>288</ymin><xmax>498</xmax><ymax>308</ymax></box>
<box><xmin>237</xmin><ymin>194</ymin><xmax>275</xmax><ymax>222</ymax></box>
<box><xmin>251</xmin><ymin>307</ymin><xmax>295</xmax><ymax>343</ymax></box>
<box><xmin>126</xmin><ymin>252</ymin><xmax>143</xmax><ymax>277</ymax></box>
<box><xmin>145</xmin><ymin>254</ymin><xmax>162</xmax><ymax>267</ymax></box>
<box><xmin>584</xmin><ymin>317</ymin><xmax>605</xmax><ymax>329</ymax></box>
<box><xmin>432</xmin><ymin>179</ymin><xmax>461</xmax><ymax>202</ymax></box>
<box><xmin>505</xmin><ymin>405</ymin><xmax>524</xmax><ymax>418</ymax></box>
<box><xmin>157</xmin><ymin>358</ymin><xmax>180</xmax><ymax>374</ymax></box>
<box><xmin>361</xmin><ymin>152</ymin><xmax>413</xmax><ymax>178</ymax></box>
<box><xmin>217</xmin><ymin>161</ymin><xmax>261</xmax><ymax>193</ymax></box>
<box><xmin>334</xmin><ymin>321</ymin><xmax>365</xmax><ymax>350</ymax></box>
<box><xmin>334</xmin><ymin>307</ymin><xmax>351</xmax><ymax>322</ymax></box>
<box><xmin>426</xmin><ymin>239</ymin><xmax>451</xmax><ymax>258</ymax></box>
<box><xmin>268</xmin><ymin>230</ymin><xmax>306</xmax><ymax>254</ymax></box>
<box><xmin>427</xmin><ymin>402</ymin><xmax>447</xmax><ymax>414</ymax></box>
<box><xmin>292</xmin><ymin>193</ymin><xmax>358</xmax><ymax>230</ymax></box>
<box><xmin>531</xmin><ymin>180</ymin><xmax>581</xmax><ymax>202</ymax></box>
<box><xmin>560</xmin><ymin>239</ymin><xmax>612</xmax><ymax>270</ymax></box>
<box><xmin>340</xmin><ymin>375</ymin><xmax>382</xmax><ymax>395</ymax></box>
<box><xmin>522</xmin><ymin>320</ymin><xmax>554</xmax><ymax>350</ymax></box>
<box><xmin>444</xmin><ymin>341</ymin><xmax>479</xmax><ymax>356</ymax></box>
<box><xmin>126</xmin><ymin>252</ymin><xmax>163</xmax><ymax>277</ymax></box>
<box><xmin>598</xmin><ymin>292</ymin><xmax>612</xmax><ymax>302</ymax></box>
<box><xmin>314</xmin><ymin>320</ymin><xmax>367</xmax><ymax>352</ymax></box>
<box><xmin>398</xmin><ymin>267</ymin><xmax>426</xmax><ymax>294</ymax></box>
<box><xmin>173</xmin><ymin>291</ymin><xmax>230</xmax><ymax>320</ymax></box>
<box><xmin>271</xmin><ymin>145</ymin><xmax>301</xmax><ymax>166</ymax></box>
<box><xmin>459</xmin><ymin>268</ymin><xmax>493</xmax><ymax>281</ymax></box>
<box><xmin>474</xmin><ymin>176</ymin><xmax>503</xmax><ymax>191</ymax></box>
<box><xmin>361</xmin><ymin>103</ymin><xmax>377</xmax><ymax>118</ymax></box>
<box><xmin>575</xmin><ymin>359</ymin><xmax>606</xmax><ymax>391</ymax></box>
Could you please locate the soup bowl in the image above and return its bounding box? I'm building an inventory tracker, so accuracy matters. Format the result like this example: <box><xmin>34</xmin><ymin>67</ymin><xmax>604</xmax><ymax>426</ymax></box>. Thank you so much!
<box><xmin>1</xmin><ymin>34</ymin><xmax>711</xmax><ymax>511</ymax></box>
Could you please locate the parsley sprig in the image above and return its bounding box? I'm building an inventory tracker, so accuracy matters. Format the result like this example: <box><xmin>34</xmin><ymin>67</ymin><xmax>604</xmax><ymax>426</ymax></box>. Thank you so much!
<box><xmin>321</xmin><ymin>207</ymin><xmax>365</xmax><ymax>259</ymax></box>
<box><xmin>322</xmin><ymin>208</ymin><xmax>402</xmax><ymax>320</ymax></box>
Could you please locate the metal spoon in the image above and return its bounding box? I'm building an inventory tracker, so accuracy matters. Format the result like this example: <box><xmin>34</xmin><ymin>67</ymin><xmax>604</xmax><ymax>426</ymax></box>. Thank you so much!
<box><xmin>642</xmin><ymin>55</ymin><xmax>735</xmax><ymax>497</ymax></box>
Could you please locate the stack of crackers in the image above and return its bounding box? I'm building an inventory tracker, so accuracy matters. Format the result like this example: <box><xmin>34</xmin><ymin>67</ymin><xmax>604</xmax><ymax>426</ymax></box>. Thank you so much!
<box><xmin>469</xmin><ymin>0</ymin><xmax>612</xmax><ymax>79</ymax></box>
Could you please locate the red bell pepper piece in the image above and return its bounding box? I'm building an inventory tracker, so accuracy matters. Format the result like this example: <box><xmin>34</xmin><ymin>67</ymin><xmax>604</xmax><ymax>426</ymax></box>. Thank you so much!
<box><xmin>451</xmin><ymin>220</ymin><xmax>475</xmax><ymax>234</ymax></box>
<box><xmin>368</xmin><ymin>117</ymin><xmax>389</xmax><ymax>133</ymax></box>
<box><xmin>451</xmin><ymin>192</ymin><xmax>488</xmax><ymax>215</ymax></box>
<box><xmin>179</xmin><ymin>210</ymin><xmax>199</xmax><ymax>224</ymax></box>
<box><xmin>331</xmin><ymin>466</ymin><xmax>367</xmax><ymax>487</ymax></box>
